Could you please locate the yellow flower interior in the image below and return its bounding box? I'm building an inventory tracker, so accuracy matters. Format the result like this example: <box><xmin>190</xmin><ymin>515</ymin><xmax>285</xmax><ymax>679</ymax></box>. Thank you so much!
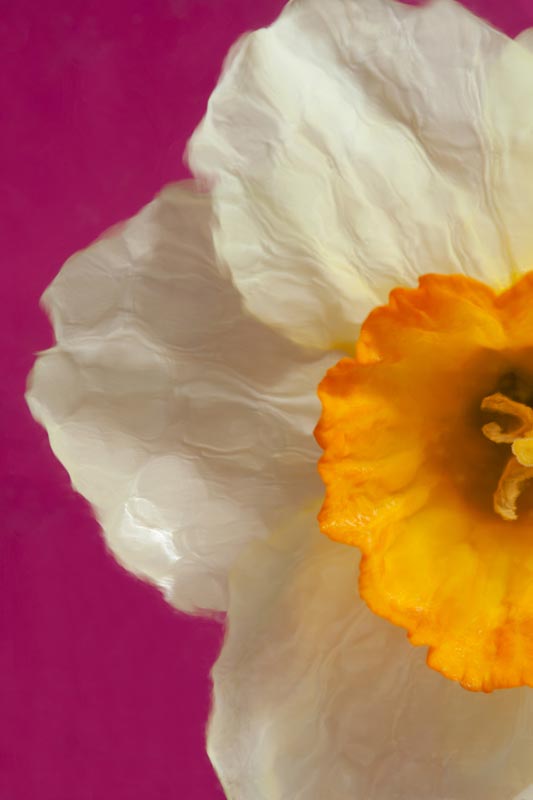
<box><xmin>316</xmin><ymin>273</ymin><xmax>533</xmax><ymax>692</ymax></box>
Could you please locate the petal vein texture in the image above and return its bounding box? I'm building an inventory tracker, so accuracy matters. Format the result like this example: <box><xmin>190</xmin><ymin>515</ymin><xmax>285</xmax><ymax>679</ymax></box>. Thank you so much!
<box><xmin>189</xmin><ymin>0</ymin><xmax>533</xmax><ymax>350</ymax></box>
<box><xmin>27</xmin><ymin>183</ymin><xmax>335</xmax><ymax>612</ymax></box>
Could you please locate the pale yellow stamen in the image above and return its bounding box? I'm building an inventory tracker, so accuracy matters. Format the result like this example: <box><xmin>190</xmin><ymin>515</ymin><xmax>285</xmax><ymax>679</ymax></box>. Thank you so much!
<box><xmin>481</xmin><ymin>392</ymin><xmax>533</xmax><ymax>521</ymax></box>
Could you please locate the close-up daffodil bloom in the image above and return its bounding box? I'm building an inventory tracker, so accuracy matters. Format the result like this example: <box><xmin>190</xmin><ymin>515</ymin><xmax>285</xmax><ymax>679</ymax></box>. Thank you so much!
<box><xmin>25</xmin><ymin>0</ymin><xmax>533</xmax><ymax>797</ymax></box>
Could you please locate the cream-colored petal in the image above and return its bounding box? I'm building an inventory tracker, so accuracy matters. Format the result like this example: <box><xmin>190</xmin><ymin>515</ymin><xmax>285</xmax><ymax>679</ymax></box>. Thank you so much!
<box><xmin>210</xmin><ymin>509</ymin><xmax>533</xmax><ymax>799</ymax></box>
<box><xmin>189</xmin><ymin>0</ymin><xmax>523</xmax><ymax>350</ymax></box>
<box><xmin>484</xmin><ymin>30</ymin><xmax>533</xmax><ymax>275</ymax></box>
<box><xmin>26</xmin><ymin>182</ymin><xmax>336</xmax><ymax>612</ymax></box>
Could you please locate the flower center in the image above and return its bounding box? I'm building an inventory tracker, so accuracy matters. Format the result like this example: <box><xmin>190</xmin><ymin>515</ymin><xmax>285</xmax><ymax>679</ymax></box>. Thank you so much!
<box><xmin>482</xmin><ymin>390</ymin><xmax>533</xmax><ymax>521</ymax></box>
<box><xmin>316</xmin><ymin>272</ymin><xmax>533</xmax><ymax>691</ymax></box>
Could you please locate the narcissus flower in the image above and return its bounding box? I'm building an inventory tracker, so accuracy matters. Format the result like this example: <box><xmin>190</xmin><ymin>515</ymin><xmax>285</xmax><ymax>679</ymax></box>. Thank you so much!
<box><xmin>26</xmin><ymin>0</ymin><xmax>533</xmax><ymax>797</ymax></box>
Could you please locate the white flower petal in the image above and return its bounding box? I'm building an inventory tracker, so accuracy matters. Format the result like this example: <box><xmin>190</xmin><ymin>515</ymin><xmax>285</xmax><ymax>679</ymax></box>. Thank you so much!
<box><xmin>210</xmin><ymin>510</ymin><xmax>533</xmax><ymax>800</ymax></box>
<box><xmin>26</xmin><ymin>183</ymin><xmax>336</xmax><ymax>612</ymax></box>
<box><xmin>484</xmin><ymin>31</ymin><xmax>533</xmax><ymax>274</ymax></box>
<box><xmin>188</xmin><ymin>0</ymin><xmax>527</xmax><ymax>349</ymax></box>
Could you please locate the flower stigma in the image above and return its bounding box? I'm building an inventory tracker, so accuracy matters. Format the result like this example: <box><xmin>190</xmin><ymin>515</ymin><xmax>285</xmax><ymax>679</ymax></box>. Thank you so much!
<box><xmin>316</xmin><ymin>272</ymin><xmax>533</xmax><ymax>692</ymax></box>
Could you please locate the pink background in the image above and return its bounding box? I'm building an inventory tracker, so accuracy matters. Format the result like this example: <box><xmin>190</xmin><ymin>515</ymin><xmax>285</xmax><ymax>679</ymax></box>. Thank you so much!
<box><xmin>3</xmin><ymin>1</ymin><xmax>533</xmax><ymax>798</ymax></box>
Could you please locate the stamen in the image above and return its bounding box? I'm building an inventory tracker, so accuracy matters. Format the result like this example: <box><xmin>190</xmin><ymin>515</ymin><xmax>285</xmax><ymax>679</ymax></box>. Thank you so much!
<box><xmin>492</xmin><ymin>456</ymin><xmax>533</xmax><ymax>521</ymax></box>
<box><xmin>481</xmin><ymin>393</ymin><xmax>533</xmax><ymax>443</ymax></box>
<box><xmin>481</xmin><ymin>392</ymin><xmax>533</xmax><ymax>520</ymax></box>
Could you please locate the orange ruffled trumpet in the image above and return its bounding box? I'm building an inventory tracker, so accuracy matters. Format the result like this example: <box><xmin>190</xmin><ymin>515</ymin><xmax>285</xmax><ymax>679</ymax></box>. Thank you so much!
<box><xmin>317</xmin><ymin>273</ymin><xmax>533</xmax><ymax>692</ymax></box>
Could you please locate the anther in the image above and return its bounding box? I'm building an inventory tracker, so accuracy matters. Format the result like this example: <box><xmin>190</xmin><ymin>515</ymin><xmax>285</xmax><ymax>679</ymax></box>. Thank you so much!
<box><xmin>481</xmin><ymin>392</ymin><xmax>533</xmax><ymax>521</ymax></box>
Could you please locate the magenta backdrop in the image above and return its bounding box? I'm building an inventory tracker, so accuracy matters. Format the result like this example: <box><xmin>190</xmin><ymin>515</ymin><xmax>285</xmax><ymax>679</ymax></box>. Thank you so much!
<box><xmin>3</xmin><ymin>1</ymin><xmax>533</xmax><ymax>798</ymax></box>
